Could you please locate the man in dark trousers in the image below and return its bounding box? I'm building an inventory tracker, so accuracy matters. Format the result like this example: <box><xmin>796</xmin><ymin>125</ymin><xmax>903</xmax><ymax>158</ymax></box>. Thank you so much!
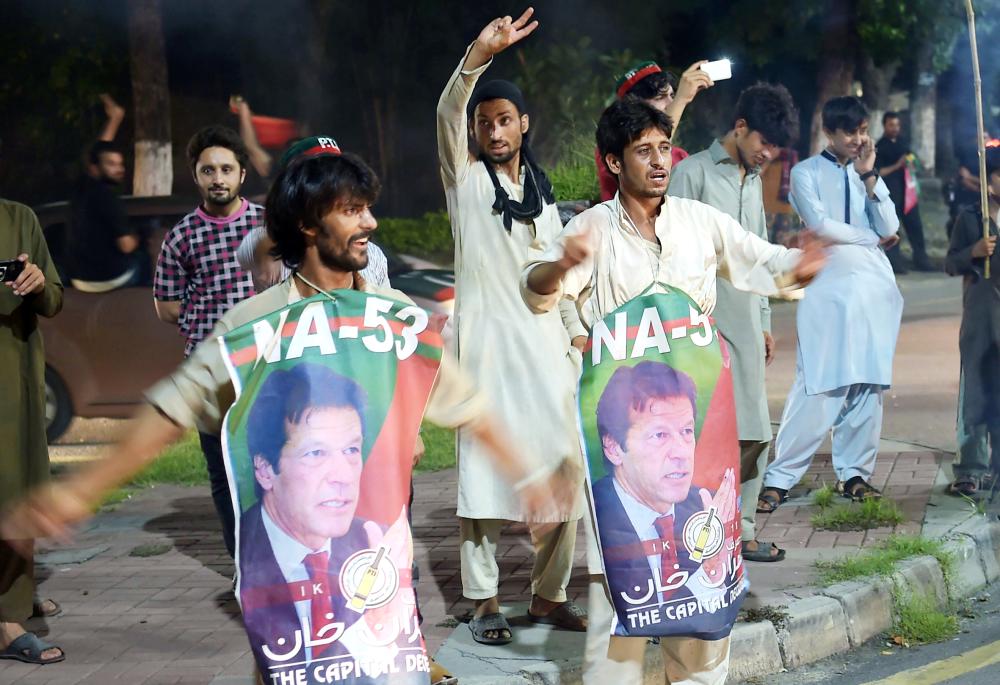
<box><xmin>876</xmin><ymin>112</ymin><xmax>933</xmax><ymax>273</ymax></box>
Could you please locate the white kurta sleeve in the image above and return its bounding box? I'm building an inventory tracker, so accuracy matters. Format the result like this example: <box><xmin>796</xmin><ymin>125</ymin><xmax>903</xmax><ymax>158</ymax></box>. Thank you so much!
<box><xmin>520</xmin><ymin>212</ymin><xmax>600</xmax><ymax>314</ymax></box>
<box><xmin>789</xmin><ymin>163</ymin><xmax>880</xmax><ymax>246</ymax></box>
<box><xmin>710</xmin><ymin>206</ymin><xmax>802</xmax><ymax>296</ymax></box>
<box><xmin>436</xmin><ymin>45</ymin><xmax>491</xmax><ymax>189</ymax></box>
<box><xmin>865</xmin><ymin>177</ymin><xmax>901</xmax><ymax>238</ymax></box>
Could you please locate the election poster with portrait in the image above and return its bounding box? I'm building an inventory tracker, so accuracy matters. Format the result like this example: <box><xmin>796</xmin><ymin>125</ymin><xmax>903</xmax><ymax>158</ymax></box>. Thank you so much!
<box><xmin>218</xmin><ymin>289</ymin><xmax>442</xmax><ymax>685</ymax></box>
<box><xmin>578</xmin><ymin>288</ymin><xmax>746</xmax><ymax>640</ymax></box>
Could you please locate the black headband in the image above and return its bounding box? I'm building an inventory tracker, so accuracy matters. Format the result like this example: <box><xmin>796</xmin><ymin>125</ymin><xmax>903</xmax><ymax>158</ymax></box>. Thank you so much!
<box><xmin>467</xmin><ymin>80</ymin><xmax>528</xmax><ymax>120</ymax></box>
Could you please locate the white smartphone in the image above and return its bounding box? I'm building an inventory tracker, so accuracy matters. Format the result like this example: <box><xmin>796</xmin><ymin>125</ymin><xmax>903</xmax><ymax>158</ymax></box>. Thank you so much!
<box><xmin>701</xmin><ymin>59</ymin><xmax>732</xmax><ymax>81</ymax></box>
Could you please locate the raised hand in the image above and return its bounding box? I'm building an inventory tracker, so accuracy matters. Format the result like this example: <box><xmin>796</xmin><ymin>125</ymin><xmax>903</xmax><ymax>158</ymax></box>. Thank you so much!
<box><xmin>98</xmin><ymin>93</ymin><xmax>125</xmax><ymax>120</ymax></box>
<box><xmin>674</xmin><ymin>61</ymin><xmax>714</xmax><ymax>106</ymax></box>
<box><xmin>854</xmin><ymin>136</ymin><xmax>876</xmax><ymax>175</ymax></box>
<box><xmin>471</xmin><ymin>7</ymin><xmax>539</xmax><ymax>64</ymax></box>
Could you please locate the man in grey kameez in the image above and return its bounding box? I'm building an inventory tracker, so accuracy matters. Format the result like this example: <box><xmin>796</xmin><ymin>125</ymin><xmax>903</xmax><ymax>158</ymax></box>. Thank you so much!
<box><xmin>0</xmin><ymin>198</ymin><xmax>64</xmax><ymax>664</ymax></box>
<box><xmin>669</xmin><ymin>83</ymin><xmax>800</xmax><ymax>562</ymax></box>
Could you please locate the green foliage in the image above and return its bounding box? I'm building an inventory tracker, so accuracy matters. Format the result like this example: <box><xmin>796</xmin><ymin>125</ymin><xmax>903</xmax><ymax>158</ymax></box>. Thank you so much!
<box><xmin>376</xmin><ymin>212</ymin><xmax>454</xmax><ymax>264</ymax></box>
<box><xmin>414</xmin><ymin>423</ymin><xmax>456</xmax><ymax>473</ymax></box>
<box><xmin>893</xmin><ymin>592</ymin><xmax>959</xmax><ymax>644</ymax></box>
<box><xmin>811</xmin><ymin>496</ymin><xmax>905</xmax><ymax>531</ymax></box>
<box><xmin>815</xmin><ymin>535</ymin><xmax>952</xmax><ymax>585</ymax></box>
<box><xmin>515</xmin><ymin>36</ymin><xmax>631</xmax><ymax>179</ymax></box>
<box><xmin>549</xmin><ymin>143</ymin><xmax>600</xmax><ymax>202</ymax></box>
<box><xmin>131</xmin><ymin>431</ymin><xmax>210</xmax><ymax>487</ymax></box>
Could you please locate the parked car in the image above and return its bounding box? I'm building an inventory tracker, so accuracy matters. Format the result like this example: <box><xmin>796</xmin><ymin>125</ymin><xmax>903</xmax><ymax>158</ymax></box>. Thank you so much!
<box><xmin>36</xmin><ymin>196</ymin><xmax>455</xmax><ymax>442</ymax></box>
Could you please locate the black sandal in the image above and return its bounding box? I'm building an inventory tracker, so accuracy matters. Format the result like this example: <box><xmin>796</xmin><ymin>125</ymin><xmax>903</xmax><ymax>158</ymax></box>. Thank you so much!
<box><xmin>756</xmin><ymin>487</ymin><xmax>788</xmax><ymax>513</ymax></box>
<box><xmin>838</xmin><ymin>476</ymin><xmax>882</xmax><ymax>502</ymax></box>
<box><xmin>949</xmin><ymin>476</ymin><xmax>979</xmax><ymax>498</ymax></box>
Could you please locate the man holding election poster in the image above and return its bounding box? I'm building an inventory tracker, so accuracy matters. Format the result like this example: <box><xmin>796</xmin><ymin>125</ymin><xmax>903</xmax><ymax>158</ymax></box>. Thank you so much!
<box><xmin>521</xmin><ymin>100</ymin><xmax>825</xmax><ymax>684</ymax></box>
<box><xmin>1</xmin><ymin>141</ymin><xmax>577</xmax><ymax>685</ymax></box>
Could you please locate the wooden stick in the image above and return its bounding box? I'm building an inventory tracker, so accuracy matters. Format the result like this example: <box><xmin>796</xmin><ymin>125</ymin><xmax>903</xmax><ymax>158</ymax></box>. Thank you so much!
<box><xmin>965</xmin><ymin>0</ymin><xmax>991</xmax><ymax>278</ymax></box>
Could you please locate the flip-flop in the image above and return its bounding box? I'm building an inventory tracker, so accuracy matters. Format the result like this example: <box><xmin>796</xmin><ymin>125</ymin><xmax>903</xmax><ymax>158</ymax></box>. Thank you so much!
<box><xmin>741</xmin><ymin>540</ymin><xmax>786</xmax><ymax>562</ymax></box>
<box><xmin>0</xmin><ymin>632</ymin><xmax>65</xmax><ymax>665</ymax></box>
<box><xmin>31</xmin><ymin>598</ymin><xmax>62</xmax><ymax>619</ymax></box>
<box><xmin>429</xmin><ymin>657</ymin><xmax>458</xmax><ymax>685</ymax></box>
<box><xmin>469</xmin><ymin>612</ymin><xmax>512</xmax><ymax>646</ymax></box>
<box><xmin>838</xmin><ymin>477</ymin><xmax>882</xmax><ymax>502</ymax></box>
<box><xmin>527</xmin><ymin>601</ymin><xmax>587</xmax><ymax>631</ymax></box>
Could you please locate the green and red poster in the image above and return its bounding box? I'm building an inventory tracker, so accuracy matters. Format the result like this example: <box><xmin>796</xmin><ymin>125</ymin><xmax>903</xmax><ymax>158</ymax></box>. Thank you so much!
<box><xmin>579</xmin><ymin>289</ymin><xmax>746</xmax><ymax>640</ymax></box>
<box><xmin>219</xmin><ymin>289</ymin><xmax>442</xmax><ymax>685</ymax></box>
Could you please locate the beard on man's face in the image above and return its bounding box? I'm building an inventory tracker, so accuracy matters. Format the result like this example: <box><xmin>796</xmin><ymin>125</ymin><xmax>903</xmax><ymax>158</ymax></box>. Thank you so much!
<box><xmin>204</xmin><ymin>186</ymin><xmax>240</xmax><ymax>207</ymax></box>
<box><xmin>317</xmin><ymin>231</ymin><xmax>370</xmax><ymax>273</ymax></box>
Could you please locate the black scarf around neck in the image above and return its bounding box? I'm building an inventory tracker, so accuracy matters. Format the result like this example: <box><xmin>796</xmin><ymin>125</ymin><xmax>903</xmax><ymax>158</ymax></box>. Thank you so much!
<box><xmin>480</xmin><ymin>144</ymin><xmax>555</xmax><ymax>232</ymax></box>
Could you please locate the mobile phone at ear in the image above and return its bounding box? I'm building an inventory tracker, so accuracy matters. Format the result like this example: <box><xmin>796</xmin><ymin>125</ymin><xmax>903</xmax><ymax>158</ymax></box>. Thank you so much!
<box><xmin>0</xmin><ymin>259</ymin><xmax>24</xmax><ymax>282</ymax></box>
<box><xmin>701</xmin><ymin>59</ymin><xmax>732</xmax><ymax>81</ymax></box>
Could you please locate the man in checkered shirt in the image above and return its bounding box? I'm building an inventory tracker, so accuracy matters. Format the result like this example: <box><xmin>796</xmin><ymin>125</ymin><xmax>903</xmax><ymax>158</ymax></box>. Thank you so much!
<box><xmin>154</xmin><ymin>125</ymin><xmax>261</xmax><ymax>558</ymax></box>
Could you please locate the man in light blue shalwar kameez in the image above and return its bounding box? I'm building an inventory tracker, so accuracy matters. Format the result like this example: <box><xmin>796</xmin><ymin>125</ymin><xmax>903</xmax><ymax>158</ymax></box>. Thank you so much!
<box><xmin>759</xmin><ymin>96</ymin><xmax>903</xmax><ymax>508</ymax></box>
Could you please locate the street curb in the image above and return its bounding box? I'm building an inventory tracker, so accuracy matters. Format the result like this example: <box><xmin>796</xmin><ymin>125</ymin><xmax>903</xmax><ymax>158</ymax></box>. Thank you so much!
<box><xmin>818</xmin><ymin>578</ymin><xmax>894</xmax><ymax>648</ymax></box>
<box><xmin>437</xmin><ymin>518</ymin><xmax>1000</xmax><ymax>685</ymax></box>
<box><xmin>773</xmin><ymin>596</ymin><xmax>850</xmax><ymax>669</ymax></box>
<box><xmin>727</xmin><ymin>620</ymin><xmax>783</xmax><ymax>682</ymax></box>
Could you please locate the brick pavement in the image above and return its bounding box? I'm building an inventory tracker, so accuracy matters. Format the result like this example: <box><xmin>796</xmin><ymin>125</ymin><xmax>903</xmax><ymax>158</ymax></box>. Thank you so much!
<box><xmin>1</xmin><ymin>451</ymin><xmax>945</xmax><ymax>684</ymax></box>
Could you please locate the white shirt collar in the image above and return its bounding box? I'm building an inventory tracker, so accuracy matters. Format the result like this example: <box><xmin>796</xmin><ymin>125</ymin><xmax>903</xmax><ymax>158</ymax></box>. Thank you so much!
<box><xmin>612</xmin><ymin>476</ymin><xmax>675</xmax><ymax>536</ymax></box>
<box><xmin>260</xmin><ymin>502</ymin><xmax>332</xmax><ymax>582</ymax></box>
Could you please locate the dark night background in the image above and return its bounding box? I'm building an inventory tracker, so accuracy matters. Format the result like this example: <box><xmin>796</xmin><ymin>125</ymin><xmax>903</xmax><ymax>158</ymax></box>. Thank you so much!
<box><xmin>2</xmin><ymin>0</ymin><xmax>999</xmax><ymax>217</ymax></box>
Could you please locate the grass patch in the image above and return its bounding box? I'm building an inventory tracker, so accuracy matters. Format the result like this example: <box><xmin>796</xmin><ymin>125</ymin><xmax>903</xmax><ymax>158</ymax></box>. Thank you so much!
<box><xmin>812</xmin><ymin>483</ymin><xmax>835</xmax><ymax>509</ymax></box>
<box><xmin>415</xmin><ymin>423</ymin><xmax>456</xmax><ymax>473</ymax></box>
<box><xmin>549</xmin><ymin>157</ymin><xmax>600</xmax><ymax>203</ymax></box>
<box><xmin>132</xmin><ymin>431</ymin><xmax>209</xmax><ymax>486</ymax></box>
<box><xmin>811</xmin><ymin>497</ymin><xmax>905</xmax><ymax>531</ymax></box>
<box><xmin>815</xmin><ymin>535</ymin><xmax>952</xmax><ymax>585</ymax></box>
<box><xmin>98</xmin><ymin>487</ymin><xmax>136</xmax><ymax>511</ymax></box>
<box><xmin>892</xmin><ymin>592</ymin><xmax>959</xmax><ymax>644</ymax></box>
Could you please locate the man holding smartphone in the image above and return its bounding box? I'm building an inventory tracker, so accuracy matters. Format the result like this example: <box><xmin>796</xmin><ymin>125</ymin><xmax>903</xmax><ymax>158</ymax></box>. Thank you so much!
<box><xmin>758</xmin><ymin>96</ymin><xmax>903</xmax><ymax>510</ymax></box>
<box><xmin>0</xmin><ymin>195</ymin><xmax>64</xmax><ymax>665</ymax></box>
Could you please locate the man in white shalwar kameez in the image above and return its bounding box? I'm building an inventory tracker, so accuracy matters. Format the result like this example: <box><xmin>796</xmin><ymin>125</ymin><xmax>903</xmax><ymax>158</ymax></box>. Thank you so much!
<box><xmin>758</xmin><ymin>96</ymin><xmax>903</xmax><ymax>510</ymax></box>
<box><xmin>436</xmin><ymin>8</ymin><xmax>586</xmax><ymax>645</ymax></box>
<box><xmin>521</xmin><ymin>100</ymin><xmax>825</xmax><ymax>685</ymax></box>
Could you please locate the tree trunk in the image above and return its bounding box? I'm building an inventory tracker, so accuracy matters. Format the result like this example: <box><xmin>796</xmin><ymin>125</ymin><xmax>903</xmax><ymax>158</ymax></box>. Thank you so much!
<box><xmin>910</xmin><ymin>41</ymin><xmax>937</xmax><ymax>175</ymax></box>
<box><xmin>127</xmin><ymin>0</ymin><xmax>171</xmax><ymax>196</ymax></box>
<box><xmin>859</xmin><ymin>55</ymin><xmax>899</xmax><ymax>141</ymax></box>
<box><xmin>808</xmin><ymin>0</ymin><xmax>858</xmax><ymax>155</ymax></box>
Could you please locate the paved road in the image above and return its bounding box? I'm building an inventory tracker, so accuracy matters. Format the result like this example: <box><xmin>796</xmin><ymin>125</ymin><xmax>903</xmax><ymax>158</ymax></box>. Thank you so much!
<box><xmin>766</xmin><ymin>271</ymin><xmax>961</xmax><ymax>453</ymax></box>
<box><xmin>752</xmin><ymin>577</ymin><xmax>1000</xmax><ymax>685</ymax></box>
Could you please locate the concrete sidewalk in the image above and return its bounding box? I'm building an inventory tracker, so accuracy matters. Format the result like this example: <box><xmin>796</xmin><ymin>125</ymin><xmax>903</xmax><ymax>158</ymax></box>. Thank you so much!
<box><xmin>1</xmin><ymin>444</ymin><xmax>993</xmax><ymax>684</ymax></box>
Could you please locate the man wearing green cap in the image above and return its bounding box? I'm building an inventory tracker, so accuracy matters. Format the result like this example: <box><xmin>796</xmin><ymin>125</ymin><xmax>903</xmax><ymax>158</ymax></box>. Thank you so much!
<box><xmin>437</xmin><ymin>7</ymin><xmax>587</xmax><ymax>645</ymax></box>
<box><xmin>596</xmin><ymin>60</ymin><xmax>714</xmax><ymax>201</ymax></box>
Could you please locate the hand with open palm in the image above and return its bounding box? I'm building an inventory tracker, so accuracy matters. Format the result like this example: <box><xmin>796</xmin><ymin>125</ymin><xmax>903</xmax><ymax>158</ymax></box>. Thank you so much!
<box><xmin>467</xmin><ymin>8</ymin><xmax>539</xmax><ymax>69</ymax></box>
